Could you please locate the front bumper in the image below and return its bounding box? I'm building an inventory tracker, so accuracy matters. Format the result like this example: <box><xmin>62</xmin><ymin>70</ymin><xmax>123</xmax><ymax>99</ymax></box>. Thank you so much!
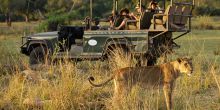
<box><xmin>20</xmin><ymin>37</ymin><xmax>29</xmax><ymax>55</ymax></box>
<box><xmin>20</xmin><ymin>46</ymin><xmax>28</xmax><ymax>55</ymax></box>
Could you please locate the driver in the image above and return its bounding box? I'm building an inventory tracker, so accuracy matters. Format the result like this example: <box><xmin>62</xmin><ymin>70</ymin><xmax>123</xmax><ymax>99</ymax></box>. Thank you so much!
<box><xmin>114</xmin><ymin>8</ymin><xmax>135</xmax><ymax>30</ymax></box>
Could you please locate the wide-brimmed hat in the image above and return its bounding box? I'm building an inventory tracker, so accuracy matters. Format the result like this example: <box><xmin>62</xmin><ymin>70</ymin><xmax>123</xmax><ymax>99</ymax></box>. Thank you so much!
<box><xmin>150</xmin><ymin>1</ymin><xmax>158</xmax><ymax>6</ymax></box>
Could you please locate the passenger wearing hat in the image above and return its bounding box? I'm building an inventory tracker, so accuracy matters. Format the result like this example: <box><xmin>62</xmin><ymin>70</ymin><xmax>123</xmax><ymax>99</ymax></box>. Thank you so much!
<box><xmin>147</xmin><ymin>1</ymin><xmax>161</xmax><ymax>13</ymax></box>
<box><xmin>114</xmin><ymin>8</ymin><xmax>136</xmax><ymax>30</ymax></box>
<box><xmin>133</xmin><ymin>3</ymin><xmax>153</xmax><ymax>29</ymax></box>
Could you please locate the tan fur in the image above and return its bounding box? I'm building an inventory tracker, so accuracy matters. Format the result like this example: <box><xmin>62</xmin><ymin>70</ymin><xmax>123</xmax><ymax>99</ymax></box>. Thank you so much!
<box><xmin>88</xmin><ymin>57</ymin><xmax>193</xmax><ymax>110</ymax></box>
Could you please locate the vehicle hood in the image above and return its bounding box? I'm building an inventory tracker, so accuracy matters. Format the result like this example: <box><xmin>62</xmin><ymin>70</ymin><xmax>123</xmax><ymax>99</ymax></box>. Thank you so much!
<box><xmin>29</xmin><ymin>31</ymin><xmax>58</xmax><ymax>39</ymax></box>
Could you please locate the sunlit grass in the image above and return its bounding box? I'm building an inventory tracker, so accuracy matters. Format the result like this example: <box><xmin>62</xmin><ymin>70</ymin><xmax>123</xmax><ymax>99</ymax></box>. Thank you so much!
<box><xmin>0</xmin><ymin>26</ymin><xmax>220</xmax><ymax>109</ymax></box>
<box><xmin>192</xmin><ymin>16</ymin><xmax>220</xmax><ymax>30</ymax></box>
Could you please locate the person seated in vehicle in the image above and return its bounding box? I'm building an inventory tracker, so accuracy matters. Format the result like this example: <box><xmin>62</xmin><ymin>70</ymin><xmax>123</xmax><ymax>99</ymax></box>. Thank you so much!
<box><xmin>114</xmin><ymin>8</ymin><xmax>136</xmax><ymax>30</ymax></box>
<box><xmin>109</xmin><ymin>10</ymin><xmax>119</xmax><ymax>29</ymax></box>
<box><xmin>91</xmin><ymin>17</ymin><xmax>100</xmax><ymax>30</ymax></box>
<box><xmin>84</xmin><ymin>16</ymin><xmax>91</xmax><ymax>30</ymax></box>
<box><xmin>134</xmin><ymin>3</ymin><xmax>158</xmax><ymax>29</ymax></box>
<box><xmin>147</xmin><ymin>1</ymin><xmax>162</xmax><ymax>13</ymax></box>
<box><xmin>134</xmin><ymin>4</ymin><xmax>150</xmax><ymax>29</ymax></box>
<box><xmin>131</xmin><ymin>4</ymin><xmax>145</xmax><ymax>20</ymax></box>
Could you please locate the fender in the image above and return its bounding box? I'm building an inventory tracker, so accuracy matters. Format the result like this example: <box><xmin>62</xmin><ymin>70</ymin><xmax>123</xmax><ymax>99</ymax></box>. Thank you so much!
<box><xmin>103</xmin><ymin>37</ymin><xmax>132</xmax><ymax>55</ymax></box>
<box><xmin>27</xmin><ymin>40</ymin><xmax>49</xmax><ymax>54</ymax></box>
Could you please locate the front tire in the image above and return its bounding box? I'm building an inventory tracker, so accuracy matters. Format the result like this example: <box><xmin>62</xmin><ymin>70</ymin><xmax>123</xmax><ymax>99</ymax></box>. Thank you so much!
<box><xmin>29</xmin><ymin>46</ymin><xmax>49</xmax><ymax>65</ymax></box>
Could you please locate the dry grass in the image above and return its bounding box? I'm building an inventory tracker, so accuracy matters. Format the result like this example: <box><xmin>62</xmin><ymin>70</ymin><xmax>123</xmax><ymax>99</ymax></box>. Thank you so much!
<box><xmin>193</xmin><ymin>16</ymin><xmax>220</xmax><ymax>30</ymax></box>
<box><xmin>0</xmin><ymin>24</ymin><xmax>220</xmax><ymax>109</ymax></box>
<box><xmin>0</xmin><ymin>22</ymin><xmax>39</xmax><ymax>35</ymax></box>
<box><xmin>0</xmin><ymin>45</ymin><xmax>220</xmax><ymax>110</ymax></box>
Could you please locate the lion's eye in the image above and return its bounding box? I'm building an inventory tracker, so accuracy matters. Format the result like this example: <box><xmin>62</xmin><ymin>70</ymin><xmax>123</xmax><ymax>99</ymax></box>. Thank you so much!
<box><xmin>184</xmin><ymin>63</ymin><xmax>188</xmax><ymax>66</ymax></box>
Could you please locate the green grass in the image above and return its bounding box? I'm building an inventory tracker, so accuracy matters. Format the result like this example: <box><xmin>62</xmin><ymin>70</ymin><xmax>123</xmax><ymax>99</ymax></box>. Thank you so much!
<box><xmin>173</xmin><ymin>30</ymin><xmax>220</xmax><ymax>64</ymax></box>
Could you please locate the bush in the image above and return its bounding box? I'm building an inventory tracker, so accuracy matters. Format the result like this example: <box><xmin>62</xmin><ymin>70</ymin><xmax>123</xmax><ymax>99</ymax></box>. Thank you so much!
<box><xmin>194</xmin><ymin>6</ymin><xmax>220</xmax><ymax>16</ymax></box>
<box><xmin>211</xmin><ymin>9</ymin><xmax>220</xmax><ymax>16</ymax></box>
<box><xmin>68</xmin><ymin>11</ymin><xmax>83</xmax><ymax>20</ymax></box>
<box><xmin>0</xmin><ymin>14</ymin><xmax>24</xmax><ymax>22</ymax></box>
<box><xmin>37</xmin><ymin>12</ymin><xmax>76</xmax><ymax>32</ymax></box>
<box><xmin>193</xmin><ymin>16</ymin><xmax>214</xmax><ymax>30</ymax></box>
<box><xmin>0</xmin><ymin>14</ymin><xmax>5</xmax><ymax>22</ymax></box>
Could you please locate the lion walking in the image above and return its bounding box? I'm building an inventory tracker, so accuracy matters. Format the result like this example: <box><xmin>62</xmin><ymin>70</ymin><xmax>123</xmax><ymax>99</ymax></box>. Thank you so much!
<box><xmin>88</xmin><ymin>57</ymin><xmax>193</xmax><ymax>110</ymax></box>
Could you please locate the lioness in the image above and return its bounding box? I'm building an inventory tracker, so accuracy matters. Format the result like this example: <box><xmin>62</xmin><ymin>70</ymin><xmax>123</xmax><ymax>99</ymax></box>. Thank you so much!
<box><xmin>88</xmin><ymin>57</ymin><xmax>193</xmax><ymax>110</ymax></box>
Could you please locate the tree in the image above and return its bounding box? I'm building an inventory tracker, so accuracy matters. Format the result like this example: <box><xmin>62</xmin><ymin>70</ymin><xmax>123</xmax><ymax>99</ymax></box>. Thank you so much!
<box><xmin>19</xmin><ymin>0</ymin><xmax>47</xmax><ymax>22</ymax></box>
<box><xmin>46</xmin><ymin>0</ymin><xmax>73</xmax><ymax>12</ymax></box>
<box><xmin>0</xmin><ymin>0</ymin><xmax>13</xmax><ymax>26</ymax></box>
<box><xmin>0</xmin><ymin>0</ymin><xmax>27</xmax><ymax>26</ymax></box>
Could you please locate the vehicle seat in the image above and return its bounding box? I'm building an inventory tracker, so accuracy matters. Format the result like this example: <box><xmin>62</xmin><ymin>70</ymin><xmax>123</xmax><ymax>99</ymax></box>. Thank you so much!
<box><xmin>173</xmin><ymin>5</ymin><xmax>183</xmax><ymax>24</ymax></box>
<box><xmin>150</xmin><ymin>3</ymin><xmax>193</xmax><ymax>31</ymax></box>
<box><xmin>58</xmin><ymin>26</ymin><xmax>84</xmax><ymax>50</ymax></box>
<box><xmin>140</xmin><ymin>11</ymin><xmax>154</xmax><ymax>29</ymax></box>
<box><xmin>151</xmin><ymin>5</ymin><xmax>175</xmax><ymax>26</ymax></box>
<box><xmin>181</xmin><ymin>6</ymin><xmax>192</xmax><ymax>25</ymax></box>
<box><xmin>124</xmin><ymin>19</ymin><xmax>137</xmax><ymax>30</ymax></box>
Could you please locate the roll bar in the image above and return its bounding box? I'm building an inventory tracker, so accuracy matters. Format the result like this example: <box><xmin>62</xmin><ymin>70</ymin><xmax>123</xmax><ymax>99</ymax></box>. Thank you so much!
<box><xmin>90</xmin><ymin>0</ymin><xmax>93</xmax><ymax>30</ymax></box>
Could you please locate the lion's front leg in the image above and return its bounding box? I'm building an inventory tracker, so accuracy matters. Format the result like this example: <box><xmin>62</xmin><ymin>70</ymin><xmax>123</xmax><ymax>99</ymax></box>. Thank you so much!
<box><xmin>113</xmin><ymin>80</ymin><xmax>127</xmax><ymax>101</ymax></box>
<box><xmin>163</xmin><ymin>82</ymin><xmax>173</xmax><ymax>110</ymax></box>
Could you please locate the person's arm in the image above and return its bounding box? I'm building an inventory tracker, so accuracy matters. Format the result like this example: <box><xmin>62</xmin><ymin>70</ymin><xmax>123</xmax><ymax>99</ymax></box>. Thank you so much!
<box><xmin>114</xmin><ymin>18</ymin><xmax>127</xmax><ymax>30</ymax></box>
<box><xmin>110</xmin><ymin>20</ymin><xmax>114</xmax><ymax>28</ymax></box>
<box><xmin>129</xmin><ymin>13</ymin><xmax>138</xmax><ymax>20</ymax></box>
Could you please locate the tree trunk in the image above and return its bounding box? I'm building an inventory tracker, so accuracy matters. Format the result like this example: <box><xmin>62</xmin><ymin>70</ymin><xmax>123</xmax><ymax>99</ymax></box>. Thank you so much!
<box><xmin>25</xmin><ymin>14</ymin><xmax>29</xmax><ymax>22</ymax></box>
<box><xmin>5</xmin><ymin>12</ymin><xmax>12</xmax><ymax>27</ymax></box>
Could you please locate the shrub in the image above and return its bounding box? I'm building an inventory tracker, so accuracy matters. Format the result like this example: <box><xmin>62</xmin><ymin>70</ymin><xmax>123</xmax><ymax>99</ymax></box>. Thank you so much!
<box><xmin>37</xmin><ymin>11</ymin><xmax>78</xmax><ymax>32</ymax></box>
<box><xmin>0</xmin><ymin>14</ymin><xmax>24</xmax><ymax>22</ymax></box>
<box><xmin>193</xmin><ymin>16</ymin><xmax>215</xmax><ymax>30</ymax></box>
<box><xmin>0</xmin><ymin>14</ymin><xmax>5</xmax><ymax>22</ymax></box>
<box><xmin>194</xmin><ymin>6</ymin><xmax>220</xmax><ymax>16</ymax></box>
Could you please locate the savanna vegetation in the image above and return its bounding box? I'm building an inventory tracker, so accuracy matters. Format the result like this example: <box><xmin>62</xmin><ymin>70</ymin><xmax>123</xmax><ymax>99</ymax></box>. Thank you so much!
<box><xmin>1</xmin><ymin>0</ymin><xmax>220</xmax><ymax>30</ymax></box>
<box><xmin>0</xmin><ymin>0</ymin><xmax>220</xmax><ymax>109</ymax></box>
<box><xmin>0</xmin><ymin>29</ymin><xmax>220</xmax><ymax>109</ymax></box>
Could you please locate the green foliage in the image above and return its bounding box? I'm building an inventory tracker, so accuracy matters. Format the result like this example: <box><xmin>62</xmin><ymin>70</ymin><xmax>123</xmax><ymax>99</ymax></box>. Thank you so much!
<box><xmin>194</xmin><ymin>6</ymin><xmax>220</xmax><ymax>16</ymax></box>
<box><xmin>0</xmin><ymin>14</ymin><xmax>5</xmax><ymax>22</ymax></box>
<box><xmin>46</xmin><ymin>0</ymin><xmax>73</xmax><ymax>12</ymax></box>
<box><xmin>37</xmin><ymin>12</ymin><xmax>77</xmax><ymax>32</ymax></box>
<box><xmin>0</xmin><ymin>0</ymin><xmax>26</xmax><ymax>13</ymax></box>
<box><xmin>1</xmin><ymin>0</ymin><xmax>220</xmax><ymax>23</ymax></box>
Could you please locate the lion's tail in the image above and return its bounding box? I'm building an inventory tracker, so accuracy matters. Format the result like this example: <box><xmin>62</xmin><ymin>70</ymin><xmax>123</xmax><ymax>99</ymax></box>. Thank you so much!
<box><xmin>88</xmin><ymin>75</ymin><xmax>114</xmax><ymax>87</ymax></box>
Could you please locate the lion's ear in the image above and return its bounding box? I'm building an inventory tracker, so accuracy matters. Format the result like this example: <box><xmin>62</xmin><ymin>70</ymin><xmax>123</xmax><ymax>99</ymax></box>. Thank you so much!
<box><xmin>177</xmin><ymin>58</ymin><xmax>182</xmax><ymax>63</ymax></box>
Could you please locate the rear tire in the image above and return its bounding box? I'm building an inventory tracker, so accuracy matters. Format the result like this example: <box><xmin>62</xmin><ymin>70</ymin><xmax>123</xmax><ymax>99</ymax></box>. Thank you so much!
<box><xmin>147</xmin><ymin>57</ymin><xmax>157</xmax><ymax>66</ymax></box>
<box><xmin>136</xmin><ymin>55</ymin><xmax>157</xmax><ymax>66</ymax></box>
<box><xmin>29</xmin><ymin>46</ymin><xmax>49</xmax><ymax>65</ymax></box>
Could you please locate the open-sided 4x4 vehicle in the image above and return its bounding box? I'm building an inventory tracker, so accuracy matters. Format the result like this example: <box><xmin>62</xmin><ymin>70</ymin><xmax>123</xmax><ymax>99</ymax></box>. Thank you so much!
<box><xmin>21</xmin><ymin>0</ymin><xmax>195</xmax><ymax>65</ymax></box>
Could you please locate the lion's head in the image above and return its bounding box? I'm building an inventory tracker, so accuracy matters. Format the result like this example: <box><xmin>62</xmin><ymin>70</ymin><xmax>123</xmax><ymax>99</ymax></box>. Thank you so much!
<box><xmin>177</xmin><ymin>57</ymin><xmax>193</xmax><ymax>76</ymax></box>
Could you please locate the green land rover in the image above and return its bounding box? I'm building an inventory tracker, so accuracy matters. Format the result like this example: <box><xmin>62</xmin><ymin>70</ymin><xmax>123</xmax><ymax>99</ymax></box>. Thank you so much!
<box><xmin>20</xmin><ymin>0</ymin><xmax>195</xmax><ymax>65</ymax></box>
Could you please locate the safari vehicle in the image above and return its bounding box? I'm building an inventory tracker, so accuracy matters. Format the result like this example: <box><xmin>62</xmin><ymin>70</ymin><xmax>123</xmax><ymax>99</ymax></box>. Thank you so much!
<box><xmin>20</xmin><ymin>0</ymin><xmax>195</xmax><ymax>65</ymax></box>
